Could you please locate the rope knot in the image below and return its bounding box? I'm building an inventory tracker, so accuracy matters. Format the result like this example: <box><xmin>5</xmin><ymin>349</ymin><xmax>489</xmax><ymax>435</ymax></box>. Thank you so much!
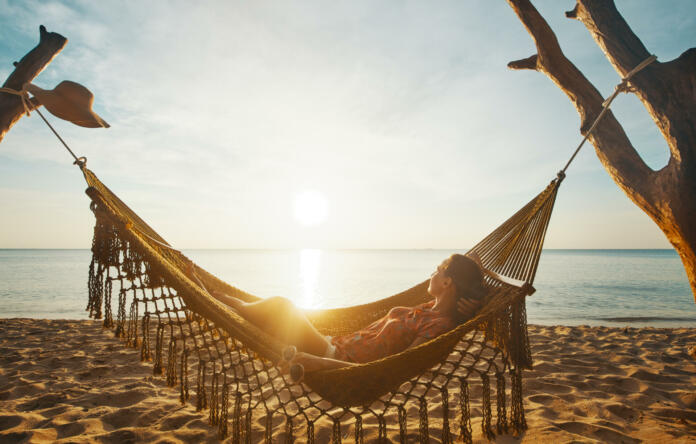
<box><xmin>564</xmin><ymin>54</ymin><xmax>657</xmax><ymax>175</ymax></box>
<box><xmin>616</xmin><ymin>78</ymin><xmax>631</xmax><ymax>93</ymax></box>
<box><xmin>603</xmin><ymin>54</ymin><xmax>657</xmax><ymax>107</ymax></box>
<box><xmin>0</xmin><ymin>85</ymin><xmax>33</xmax><ymax>116</ymax></box>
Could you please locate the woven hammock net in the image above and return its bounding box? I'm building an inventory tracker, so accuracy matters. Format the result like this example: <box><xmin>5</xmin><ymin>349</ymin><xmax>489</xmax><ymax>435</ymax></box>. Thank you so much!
<box><xmin>82</xmin><ymin>166</ymin><xmax>561</xmax><ymax>443</ymax></box>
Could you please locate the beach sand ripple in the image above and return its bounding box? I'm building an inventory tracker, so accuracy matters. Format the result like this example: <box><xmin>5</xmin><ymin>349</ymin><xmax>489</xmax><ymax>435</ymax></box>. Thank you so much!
<box><xmin>0</xmin><ymin>319</ymin><xmax>694</xmax><ymax>443</ymax></box>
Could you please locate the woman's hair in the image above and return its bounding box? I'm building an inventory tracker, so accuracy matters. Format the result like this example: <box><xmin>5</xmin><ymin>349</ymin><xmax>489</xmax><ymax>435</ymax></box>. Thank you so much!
<box><xmin>442</xmin><ymin>254</ymin><xmax>486</xmax><ymax>321</ymax></box>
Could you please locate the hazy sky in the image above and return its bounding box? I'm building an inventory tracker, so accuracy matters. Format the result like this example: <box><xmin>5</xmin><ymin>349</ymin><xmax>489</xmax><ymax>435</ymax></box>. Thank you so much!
<box><xmin>0</xmin><ymin>1</ymin><xmax>694</xmax><ymax>249</ymax></box>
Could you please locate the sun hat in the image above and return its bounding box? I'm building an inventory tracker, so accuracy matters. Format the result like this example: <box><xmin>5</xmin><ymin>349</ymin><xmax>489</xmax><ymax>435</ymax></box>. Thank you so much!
<box><xmin>24</xmin><ymin>80</ymin><xmax>109</xmax><ymax>128</ymax></box>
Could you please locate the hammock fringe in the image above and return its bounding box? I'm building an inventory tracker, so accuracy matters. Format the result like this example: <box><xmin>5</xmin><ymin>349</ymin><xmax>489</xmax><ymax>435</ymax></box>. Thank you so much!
<box><xmin>460</xmin><ymin>378</ymin><xmax>472</xmax><ymax>444</ymax></box>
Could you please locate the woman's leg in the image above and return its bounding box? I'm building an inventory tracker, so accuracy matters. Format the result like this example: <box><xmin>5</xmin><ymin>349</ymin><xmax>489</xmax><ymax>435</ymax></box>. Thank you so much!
<box><xmin>212</xmin><ymin>293</ymin><xmax>330</xmax><ymax>356</ymax></box>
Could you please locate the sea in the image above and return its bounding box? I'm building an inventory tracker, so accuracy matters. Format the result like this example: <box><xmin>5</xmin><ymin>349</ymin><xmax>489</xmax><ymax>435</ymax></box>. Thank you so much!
<box><xmin>0</xmin><ymin>249</ymin><xmax>695</xmax><ymax>327</ymax></box>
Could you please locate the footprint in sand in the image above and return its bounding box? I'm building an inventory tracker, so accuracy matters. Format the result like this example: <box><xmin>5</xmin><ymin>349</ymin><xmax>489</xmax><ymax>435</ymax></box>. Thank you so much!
<box><xmin>159</xmin><ymin>413</ymin><xmax>204</xmax><ymax>431</ymax></box>
<box><xmin>54</xmin><ymin>421</ymin><xmax>87</xmax><ymax>439</ymax></box>
<box><xmin>36</xmin><ymin>405</ymin><xmax>70</xmax><ymax>418</ymax></box>
<box><xmin>605</xmin><ymin>403</ymin><xmax>639</xmax><ymax>421</ymax></box>
<box><xmin>1</xmin><ymin>352</ymin><xmax>24</xmax><ymax>364</ymax></box>
<box><xmin>554</xmin><ymin>420</ymin><xmax>640</xmax><ymax>444</ymax></box>
<box><xmin>629</xmin><ymin>368</ymin><xmax>682</xmax><ymax>383</ymax></box>
<box><xmin>535</xmin><ymin>406</ymin><xmax>561</xmax><ymax>420</ymax></box>
<box><xmin>652</xmin><ymin>407</ymin><xmax>696</xmax><ymax>422</ymax></box>
<box><xmin>17</xmin><ymin>393</ymin><xmax>68</xmax><ymax>411</ymax></box>
<box><xmin>524</xmin><ymin>379</ymin><xmax>573</xmax><ymax>394</ymax></box>
<box><xmin>677</xmin><ymin>392</ymin><xmax>696</xmax><ymax>409</ymax></box>
<box><xmin>96</xmin><ymin>390</ymin><xmax>148</xmax><ymax>408</ymax></box>
<box><xmin>527</xmin><ymin>394</ymin><xmax>556</xmax><ymax>405</ymax></box>
<box><xmin>586</xmin><ymin>390</ymin><xmax>612</xmax><ymax>400</ymax></box>
<box><xmin>79</xmin><ymin>365</ymin><xmax>111</xmax><ymax>379</ymax></box>
<box><xmin>0</xmin><ymin>415</ymin><xmax>23</xmax><ymax>431</ymax></box>
<box><xmin>94</xmin><ymin>429</ymin><xmax>138</xmax><ymax>443</ymax></box>
<box><xmin>101</xmin><ymin>408</ymin><xmax>144</xmax><ymax>429</ymax></box>
<box><xmin>0</xmin><ymin>430</ymin><xmax>32</xmax><ymax>443</ymax></box>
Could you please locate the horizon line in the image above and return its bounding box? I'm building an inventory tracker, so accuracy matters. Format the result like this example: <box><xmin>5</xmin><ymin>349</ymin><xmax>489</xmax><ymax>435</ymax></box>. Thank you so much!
<box><xmin>0</xmin><ymin>247</ymin><xmax>678</xmax><ymax>251</ymax></box>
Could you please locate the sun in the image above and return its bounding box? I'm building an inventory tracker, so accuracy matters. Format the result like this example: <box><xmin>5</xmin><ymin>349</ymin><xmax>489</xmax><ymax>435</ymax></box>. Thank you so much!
<box><xmin>293</xmin><ymin>190</ymin><xmax>328</xmax><ymax>226</ymax></box>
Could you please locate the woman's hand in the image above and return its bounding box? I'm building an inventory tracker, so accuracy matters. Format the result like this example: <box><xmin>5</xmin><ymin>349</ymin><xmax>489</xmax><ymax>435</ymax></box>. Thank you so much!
<box><xmin>467</xmin><ymin>251</ymin><xmax>483</xmax><ymax>268</ymax></box>
<box><xmin>457</xmin><ymin>297</ymin><xmax>480</xmax><ymax>320</ymax></box>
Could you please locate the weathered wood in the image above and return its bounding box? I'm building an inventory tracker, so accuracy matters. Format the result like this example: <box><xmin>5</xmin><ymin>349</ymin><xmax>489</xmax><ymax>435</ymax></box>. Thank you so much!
<box><xmin>508</xmin><ymin>54</ymin><xmax>538</xmax><ymax>71</ymax></box>
<box><xmin>506</xmin><ymin>0</ymin><xmax>696</xmax><ymax>300</ymax></box>
<box><xmin>567</xmin><ymin>1</ymin><xmax>696</xmax><ymax>166</ymax></box>
<box><xmin>0</xmin><ymin>25</ymin><xmax>67</xmax><ymax>143</ymax></box>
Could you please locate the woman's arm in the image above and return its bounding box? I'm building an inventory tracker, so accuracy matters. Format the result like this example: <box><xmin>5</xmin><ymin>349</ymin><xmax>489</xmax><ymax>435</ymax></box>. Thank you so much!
<box><xmin>457</xmin><ymin>297</ymin><xmax>481</xmax><ymax>320</ymax></box>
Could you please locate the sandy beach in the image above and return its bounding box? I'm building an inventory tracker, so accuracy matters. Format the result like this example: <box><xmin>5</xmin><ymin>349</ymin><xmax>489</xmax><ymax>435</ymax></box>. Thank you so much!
<box><xmin>0</xmin><ymin>319</ymin><xmax>694</xmax><ymax>443</ymax></box>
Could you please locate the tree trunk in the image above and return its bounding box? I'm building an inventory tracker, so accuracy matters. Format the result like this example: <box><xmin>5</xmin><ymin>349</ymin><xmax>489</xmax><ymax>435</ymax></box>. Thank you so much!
<box><xmin>506</xmin><ymin>0</ymin><xmax>696</xmax><ymax>301</ymax></box>
<box><xmin>0</xmin><ymin>25</ymin><xmax>67</xmax><ymax>143</ymax></box>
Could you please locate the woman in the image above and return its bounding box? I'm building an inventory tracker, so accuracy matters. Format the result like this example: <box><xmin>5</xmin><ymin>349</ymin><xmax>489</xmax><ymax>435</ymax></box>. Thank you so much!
<box><xmin>188</xmin><ymin>253</ymin><xmax>486</xmax><ymax>373</ymax></box>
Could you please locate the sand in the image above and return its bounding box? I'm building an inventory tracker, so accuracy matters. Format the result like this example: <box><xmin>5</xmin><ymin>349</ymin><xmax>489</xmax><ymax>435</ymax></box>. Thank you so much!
<box><xmin>0</xmin><ymin>319</ymin><xmax>695</xmax><ymax>443</ymax></box>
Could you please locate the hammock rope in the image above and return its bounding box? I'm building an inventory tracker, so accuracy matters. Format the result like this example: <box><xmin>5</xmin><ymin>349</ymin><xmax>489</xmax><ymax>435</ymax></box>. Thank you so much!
<box><xmin>19</xmin><ymin>54</ymin><xmax>656</xmax><ymax>441</ymax></box>
<box><xmin>559</xmin><ymin>54</ymin><xmax>657</xmax><ymax>174</ymax></box>
<box><xmin>0</xmin><ymin>85</ymin><xmax>86</xmax><ymax>166</ymax></box>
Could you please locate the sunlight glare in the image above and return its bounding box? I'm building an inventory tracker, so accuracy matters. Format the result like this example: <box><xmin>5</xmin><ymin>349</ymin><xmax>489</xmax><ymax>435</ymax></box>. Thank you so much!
<box><xmin>293</xmin><ymin>190</ymin><xmax>328</xmax><ymax>226</ymax></box>
<box><xmin>298</xmin><ymin>248</ymin><xmax>321</xmax><ymax>308</ymax></box>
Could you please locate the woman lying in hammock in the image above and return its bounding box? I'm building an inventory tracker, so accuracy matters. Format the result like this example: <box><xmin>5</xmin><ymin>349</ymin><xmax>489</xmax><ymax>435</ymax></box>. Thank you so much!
<box><xmin>188</xmin><ymin>253</ymin><xmax>485</xmax><ymax>373</ymax></box>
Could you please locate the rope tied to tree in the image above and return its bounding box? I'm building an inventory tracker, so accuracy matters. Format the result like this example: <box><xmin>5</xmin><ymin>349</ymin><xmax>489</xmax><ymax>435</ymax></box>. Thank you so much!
<box><xmin>0</xmin><ymin>85</ymin><xmax>33</xmax><ymax>115</ymax></box>
<box><xmin>559</xmin><ymin>54</ymin><xmax>657</xmax><ymax>175</ymax></box>
<box><xmin>1</xmin><ymin>84</ymin><xmax>86</xmax><ymax>167</ymax></box>
<box><xmin>0</xmin><ymin>81</ymin><xmax>102</xmax><ymax>169</ymax></box>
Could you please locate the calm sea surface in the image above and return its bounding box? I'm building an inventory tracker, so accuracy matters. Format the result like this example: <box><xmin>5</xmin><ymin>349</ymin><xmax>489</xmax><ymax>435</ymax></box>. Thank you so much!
<box><xmin>0</xmin><ymin>249</ymin><xmax>694</xmax><ymax>327</ymax></box>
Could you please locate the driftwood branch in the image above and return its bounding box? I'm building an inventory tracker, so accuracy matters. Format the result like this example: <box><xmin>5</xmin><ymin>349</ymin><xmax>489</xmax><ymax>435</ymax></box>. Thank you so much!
<box><xmin>508</xmin><ymin>54</ymin><xmax>538</xmax><ymax>71</ymax></box>
<box><xmin>506</xmin><ymin>0</ymin><xmax>657</xmax><ymax>212</ymax></box>
<box><xmin>0</xmin><ymin>25</ymin><xmax>67</xmax><ymax>143</ymax></box>
<box><xmin>567</xmin><ymin>0</ymin><xmax>696</xmax><ymax>169</ymax></box>
<box><xmin>567</xmin><ymin>1</ymin><xmax>651</xmax><ymax>77</ymax></box>
<box><xmin>506</xmin><ymin>0</ymin><xmax>696</xmax><ymax>300</ymax></box>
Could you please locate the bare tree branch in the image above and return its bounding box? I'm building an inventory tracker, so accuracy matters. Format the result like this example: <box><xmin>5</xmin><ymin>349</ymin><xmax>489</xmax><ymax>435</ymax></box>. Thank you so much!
<box><xmin>0</xmin><ymin>25</ymin><xmax>67</xmax><ymax>143</ymax></box>
<box><xmin>508</xmin><ymin>54</ymin><xmax>538</xmax><ymax>71</ymax></box>
<box><xmin>569</xmin><ymin>0</ymin><xmax>696</xmax><ymax>170</ymax></box>
<box><xmin>506</xmin><ymin>0</ymin><xmax>657</xmax><ymax>212</ymax></box>
<box><xmin>569</xmin><ymin>1</ymin><xmax>651</xmax><ymax>78</ymax></box>
<box><xmin>507</xmin><ymin>0</ymin><xmax>696</xmax><ymax>299</ymax></box>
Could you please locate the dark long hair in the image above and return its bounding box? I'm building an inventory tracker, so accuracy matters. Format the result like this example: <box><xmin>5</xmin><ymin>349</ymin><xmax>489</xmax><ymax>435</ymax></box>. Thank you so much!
<box><xmin>443</xmin><ymin>254</ymin><xmax>486</xmax><ymax>321</ymax></box>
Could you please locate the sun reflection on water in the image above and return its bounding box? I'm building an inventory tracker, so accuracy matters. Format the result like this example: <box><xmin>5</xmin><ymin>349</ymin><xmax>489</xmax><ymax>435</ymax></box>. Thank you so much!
<box><xmin>298</xmin><ymin>248</ymin><xmax>321</xmax><ymax>308</ymax></box>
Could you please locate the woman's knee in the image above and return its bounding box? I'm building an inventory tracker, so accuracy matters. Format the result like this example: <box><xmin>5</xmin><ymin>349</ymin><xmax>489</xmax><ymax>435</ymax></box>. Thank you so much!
<box><xmin>265</xmin><ymin>296</ymin><xmax>296</xmax><ymax>313</ymax></box>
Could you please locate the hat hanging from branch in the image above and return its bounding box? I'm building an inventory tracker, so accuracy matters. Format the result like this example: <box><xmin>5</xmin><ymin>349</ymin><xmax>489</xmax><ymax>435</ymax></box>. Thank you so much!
<box><xmin>0</xmin><ymin>80</ymin><xmax>109</xmax><ymax>128</ymax></box>
<box><xmin>0</xmin><ymin>79</ymin><xmax>109</xmax><ymax>166</ymax></box>
<box><xmin>24</xmin><ymin>81</ymin><xmax>109</xmax><ymax>128</ymax></box>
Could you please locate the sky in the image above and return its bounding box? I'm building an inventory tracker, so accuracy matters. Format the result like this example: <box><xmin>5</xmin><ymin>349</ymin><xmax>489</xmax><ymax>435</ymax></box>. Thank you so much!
<box><xmin>0</xmin><ymin>0</ymin><xmax>694</xmax><ymax>250</ymax></box>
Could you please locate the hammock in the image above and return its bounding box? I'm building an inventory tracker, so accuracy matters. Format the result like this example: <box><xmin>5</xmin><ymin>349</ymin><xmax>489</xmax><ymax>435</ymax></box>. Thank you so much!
<box><xmin>82</xmin><ymin>164</ymin><xmax>561</xmax><ymax>443</ymax></box>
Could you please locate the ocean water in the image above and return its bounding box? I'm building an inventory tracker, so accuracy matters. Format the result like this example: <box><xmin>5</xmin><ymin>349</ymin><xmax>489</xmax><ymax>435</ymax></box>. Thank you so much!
<box><xmin>0</xmin><ymin>249</ymin><xmax>694</xmax><ymax>327</ymax></box>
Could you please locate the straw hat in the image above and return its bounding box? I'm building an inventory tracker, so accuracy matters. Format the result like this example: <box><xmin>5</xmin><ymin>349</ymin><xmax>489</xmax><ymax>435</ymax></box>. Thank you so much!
<box><xmin>24</xmin><ymin>81</ymin><xmax>109</xmax><ymax>128</ymax></box>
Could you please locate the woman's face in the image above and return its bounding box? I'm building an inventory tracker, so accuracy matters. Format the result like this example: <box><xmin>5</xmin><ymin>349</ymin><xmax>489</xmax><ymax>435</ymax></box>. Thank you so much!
<box><xmin>428</xmin><ymin>260</ymin><xmax>452</xmax><ymax>298</ymax></box>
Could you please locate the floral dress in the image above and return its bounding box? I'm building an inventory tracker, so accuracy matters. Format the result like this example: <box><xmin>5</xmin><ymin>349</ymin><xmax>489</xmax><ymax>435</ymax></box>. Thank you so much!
<box><xmin>331</xmin><ymin>300</ymin><xmax>457</xmax><ymax>363</ymax></box>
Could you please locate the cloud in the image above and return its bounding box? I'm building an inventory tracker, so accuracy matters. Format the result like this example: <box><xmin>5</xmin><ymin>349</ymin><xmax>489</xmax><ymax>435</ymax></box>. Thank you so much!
<box><xmin>1</xmin><ymin>0</ymin><xmax>689</xmax><ymax>248</ymax></box>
